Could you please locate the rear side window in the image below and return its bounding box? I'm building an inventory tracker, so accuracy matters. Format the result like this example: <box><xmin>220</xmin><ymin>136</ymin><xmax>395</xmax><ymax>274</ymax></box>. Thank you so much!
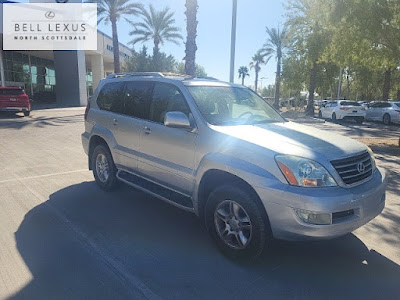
<box><xmin>123</xmin><ymin>81</ymin><xmax>153</xmax><ymax>119</ymax></box>
<box><xmin>97</xmin><ymin>82</ymin><xmax>125</xmax><ymax>113</ymax></box>
<box><xmin>340</xmin><ymin>101</ymin><xmax>360</xmax><ymax>106</ymax></box>
<box><xmin>0</xmin><ymin>89</ymin><xmax>24</xmax><ymax>95</ymax></box>
<box><xmin>394</xmin><ymin>103</ymin><xmax>400</xmax><ymax>108</ymax></box>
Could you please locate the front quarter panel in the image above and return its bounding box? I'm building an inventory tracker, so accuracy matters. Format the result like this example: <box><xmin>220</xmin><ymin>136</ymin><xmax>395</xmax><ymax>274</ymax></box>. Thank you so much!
<box><xmin>192</xmin><ymin>152</ymin><xmax>284</xmax><ymax>213</ymax></box>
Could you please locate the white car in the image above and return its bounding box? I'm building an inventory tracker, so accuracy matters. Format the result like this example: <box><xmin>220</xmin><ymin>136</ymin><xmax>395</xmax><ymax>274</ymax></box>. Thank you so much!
<box><xmin>365</xmin><ymin>101</ymin><xmax>400</xmax><ymax>125</ymax></box>
<box><xmin>319</xmin><ymin>101</ymin><xmax>366</xmax><ymax>124</ymax></box>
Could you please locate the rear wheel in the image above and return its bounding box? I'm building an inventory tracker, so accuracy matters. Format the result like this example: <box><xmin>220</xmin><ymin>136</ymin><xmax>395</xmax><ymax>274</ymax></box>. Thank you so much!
<box><xmin>318</xmin><ymin>111</ymin><xmax>322</xmax><ymax>118</ymax></box>
<box><xmin>92</xmin><ymin>144</ymin><xmax>119</xmax><ymax>191</ymax></box>
<box><xmin>383</xmin><ymin>114</ymin><xmax>391</xmax><ymax>125</ymax></box>
<box><xmin>332</xmin><ymin>113</ymin><xmax>337</xmax><ymax>122</ymax></box>
<box><xmin>204</xmin><ymin>183</ymin><xmax>272</xmax><ymax>260</ymax></box>
<box><xmin>356</xmin><ymin>117</ymin><xmax>364</xmax><ymax>124</ymax></box>
<box><xmin>24</xmin><ymin>111</ymin><xmax>30</xmax><ymax>117</ymax></box>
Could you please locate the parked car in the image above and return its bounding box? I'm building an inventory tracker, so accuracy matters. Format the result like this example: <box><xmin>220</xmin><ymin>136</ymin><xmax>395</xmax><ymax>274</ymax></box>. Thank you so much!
<box><xmin>319</xmin><ymin>100</ymin><xmax>366</xmax><ymax>123</ymax></box>
<box><xmin>365</xmin><ymin>101</ymin><xmax>400</xmax><ymax>125</ymax></box>
<box><xmin>0</xmin><ymin>87</ymin><xmax>30</xmax><ymax>116</ymax></box>
<box><xmin>82</xmin><ymin>73</ymin><xmax>386</xmax><ymax>260</ymax></box>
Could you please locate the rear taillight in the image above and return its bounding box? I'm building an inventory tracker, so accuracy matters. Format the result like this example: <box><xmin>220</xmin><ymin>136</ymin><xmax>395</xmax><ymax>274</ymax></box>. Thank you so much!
<box><xmin>84</xmin><ymin>98</ymin><xmax>91</xmax><ymax>120</ymax></box>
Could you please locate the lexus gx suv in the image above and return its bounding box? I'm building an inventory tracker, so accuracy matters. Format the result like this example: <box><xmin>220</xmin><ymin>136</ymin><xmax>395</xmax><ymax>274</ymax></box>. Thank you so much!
<box><xmin>82</xmin><ymin>72</ymin><xmax>387</xmax><ymax>259</ymax></box>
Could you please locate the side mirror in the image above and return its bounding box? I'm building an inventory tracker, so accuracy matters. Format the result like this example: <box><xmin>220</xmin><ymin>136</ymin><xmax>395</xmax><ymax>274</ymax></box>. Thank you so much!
<box><xmin>164</xmin><ymin>111</ymin><xmax>192</xmax><ymax>129</ymax></box>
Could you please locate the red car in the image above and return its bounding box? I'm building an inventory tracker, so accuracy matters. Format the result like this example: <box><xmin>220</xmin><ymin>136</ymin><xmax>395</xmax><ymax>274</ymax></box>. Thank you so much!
<box><xmin>0</xmin><ymin>87</ymin><xmax>31</xmax><ymax>116</ymax></box>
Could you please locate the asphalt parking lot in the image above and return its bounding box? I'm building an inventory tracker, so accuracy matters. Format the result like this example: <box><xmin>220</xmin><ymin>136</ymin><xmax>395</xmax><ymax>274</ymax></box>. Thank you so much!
<box><xmin>0</xmin><ymin>108</ymin><xmax>399</xmax><ymax>299</ymax></box>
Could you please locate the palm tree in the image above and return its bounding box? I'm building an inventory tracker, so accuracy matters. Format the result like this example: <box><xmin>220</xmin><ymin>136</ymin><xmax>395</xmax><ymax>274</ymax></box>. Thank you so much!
<box><xmin>262</xmin><ymin>26</ymin><xmax>289</xmax><ymax>109</ymax></box>
<box><xmin>93</xmin><ymin>0</ymin><xmax>142</xmax><ymax>74</ymax></box>
<box><xmin>184</xmin><ymin>0</ymin><xmax>198</xmax><ymax>76</ymax></box>
<box><xmin>249</xmin><ymin>51</ymin><xmax>268</xmax><ymax>93</ymax></box>
<box><xmin>238</xmin><ymin>66</ymin><xmax>249</xmax><ymax>85</ymax></box>
<box><xmin>129</xmin><ymin>5</ymin><xmax>183</xmax><ymax>62</ymax></box>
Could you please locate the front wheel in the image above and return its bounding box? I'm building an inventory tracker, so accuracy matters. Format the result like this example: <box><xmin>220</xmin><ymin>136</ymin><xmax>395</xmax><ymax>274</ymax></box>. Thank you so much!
<box><xmin>24</xmin><ymin>111</ymin><xmax>30</xmax><ymax>117</ymax></box>
<box><xmin>92</xmin><ymin>144</ymin><xmax>119</xmax><ymax>191</ymax></box>
<box><xmin>332</xmin><ymin>113</ymin><xmax>337</xmax><ymax>122</ymax></box>
<box><xmin>318</xmin><ymin>111</ymin><xmax>322</xmax><ymax>118</ymax></box>
<box><xmin>204</xmin><ymin>184</ymin><xmax>272</xmax><ymax>260</ymax></box>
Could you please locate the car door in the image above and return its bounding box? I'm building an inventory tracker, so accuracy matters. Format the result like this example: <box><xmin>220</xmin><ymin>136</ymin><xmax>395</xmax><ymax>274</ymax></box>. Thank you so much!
<box><xmin>112</xmin><ymin>81</ymin><xmax>154</xmax><ymax>171</ymax></box>
<box><xmin>365</xmin><ymin>103</ymin><xmax>375</xmax><ymax>120</ymax></box>
<box><xmin>95</xmin><ymin>81</ymin><xmax>126</xmax><ymax>166</ymax></box>
<box><xmin>321</xmin><ymin>103</ymin><xmax>330</xmax><ymax>118</ymax></box>
<box><xmin>137</xmin><ymin>82</ymin><xmax>197</xmax><ymax>195</ymax></box>
<box><xmin>369</xmin><ymin>103</ymin><xmax>382</xmax><ymax>120</ymax></box>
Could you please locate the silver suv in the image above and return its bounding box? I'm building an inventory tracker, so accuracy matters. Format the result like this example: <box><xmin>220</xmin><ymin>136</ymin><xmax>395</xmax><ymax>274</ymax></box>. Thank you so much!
<box><xmin>82</xmin><ymin>72</ymin><xmax>387</xmax><ymax>259</ymax></box>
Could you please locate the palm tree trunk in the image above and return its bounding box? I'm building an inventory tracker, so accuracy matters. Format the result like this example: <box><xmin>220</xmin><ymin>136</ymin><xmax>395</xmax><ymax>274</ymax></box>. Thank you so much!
<box><xmin>111</xmin><ymin>17</ymin><xmax>120</xmax><ymax>74</ymax></box>
<box><xmin>153</xmin><ymin>39</ymin><xmax>160</xmax><ymax>70</ymax></box>
<box><xmin>254</xmin><ymin>65</ymin><xmax>259</xmax><ymax>92</ymax></box>
<box><xmin>397</xmin><ymin>89</ymin><xmax>400</xmax><ymax>101</ymax></box>
<box><xmin>185</xmin><ymin>0</ymin><xmax>198</xmax><ymax>76</ymax></box>
<box><xmin>241</xmin><ymin>76</ymin><xmax>244</xmax><ymax>85</ymax></box>
<box><xmin>382</xmin><ymin>68</ymin><xmax>391</xmax><ymax>101</ymax></box>
<box><xmin>306</xmin><ymin>61</ymin><xmax>318</xmax><ymax>116</ymax></box>
<box><xmin>273</xmin><ymin>56</ymin><xmax>281</xmax><ymax>109</ymax></box>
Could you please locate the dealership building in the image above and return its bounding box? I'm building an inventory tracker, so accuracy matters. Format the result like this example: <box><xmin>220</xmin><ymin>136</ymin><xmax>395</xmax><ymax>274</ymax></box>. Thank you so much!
<box><xmin>0</xmin><ymin>1</ymin><xmax>132</xmax><ymax>106</ymax></box>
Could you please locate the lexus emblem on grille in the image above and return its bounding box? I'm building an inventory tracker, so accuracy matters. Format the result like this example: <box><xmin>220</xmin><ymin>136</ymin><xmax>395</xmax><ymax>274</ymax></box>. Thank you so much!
<box><xmin>357</xmin><ymin>162</ymin><xmax>366</xmax><ymax>174</ymax></box>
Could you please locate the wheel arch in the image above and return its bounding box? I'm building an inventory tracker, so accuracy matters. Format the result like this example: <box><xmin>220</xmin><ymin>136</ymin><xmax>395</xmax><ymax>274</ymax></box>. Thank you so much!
<box><xmin>88</xmin><ymin>135</ymin><xmax>110</xmax><ymax>170</ymax></box>
<box><xmin>196</xmin><ymin>169</ymin><xmax>269</xmax><ymax>224</ymax></box>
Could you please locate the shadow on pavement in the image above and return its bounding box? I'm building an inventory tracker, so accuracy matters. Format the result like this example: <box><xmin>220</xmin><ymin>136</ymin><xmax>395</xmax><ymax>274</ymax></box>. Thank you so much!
<box><xmin>11</xmin><ymin>182</ymin><xmax>400</xmax><ymax>299</ymax></box>
<box><xmin>0</xmin><ymin>113</ymin><xmax>83</xmax><ymax>130</ymax></box>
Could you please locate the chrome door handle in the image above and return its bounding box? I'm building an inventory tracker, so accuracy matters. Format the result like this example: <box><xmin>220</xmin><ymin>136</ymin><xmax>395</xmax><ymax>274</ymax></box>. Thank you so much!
<box><xmin>112</xmin><ymin>119</ymin><xmax>118</xmax><ymax>126</ymax></box>
<box><xmin>143</xmin><ymin>126</ymin><xmax>152</xmax><ymax>135</ymax></box>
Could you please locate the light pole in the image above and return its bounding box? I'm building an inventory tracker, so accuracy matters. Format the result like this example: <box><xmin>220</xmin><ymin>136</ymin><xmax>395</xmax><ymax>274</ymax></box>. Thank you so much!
<box><xmin>229</xmin><ymin>0</ymin><xmax>237</xmax><ymax>83</ymax></box>
<box><xmin>259</xmin><ymin>77</ymin><xmax>267</xmax><ymax>91</ymax></box>
<box><xmin>337</xmin><ymin>67</ymin><xmax>342</xmax><ymax>100</ymax></box>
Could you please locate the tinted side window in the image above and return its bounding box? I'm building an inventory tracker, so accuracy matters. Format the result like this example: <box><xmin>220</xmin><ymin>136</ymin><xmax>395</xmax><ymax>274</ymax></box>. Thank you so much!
<box><xmin>149</xmin><ymin>83</ymin><xmax>190</xmax><ymax>123</ymax></box>
<box><xmin>123</xmin><ymin>81</ymin><xmax>153</xmax><ymax>119</ymax></box>
<box><xmin>97</xmin><ymin>82</ymin><xmax>125</xmax><ymax>113</ymax></box>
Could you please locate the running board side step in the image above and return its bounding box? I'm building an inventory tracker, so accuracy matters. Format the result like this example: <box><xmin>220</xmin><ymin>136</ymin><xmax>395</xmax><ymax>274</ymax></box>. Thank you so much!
<box><xmin>117</xmin><ymin>170</ymin><xmax>194</xmax><ymax>212</ymax></box>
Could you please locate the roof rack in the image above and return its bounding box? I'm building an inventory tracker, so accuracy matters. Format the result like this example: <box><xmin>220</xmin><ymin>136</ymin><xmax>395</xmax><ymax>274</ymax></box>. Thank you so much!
<box><xmin>106</xmin><ymin>72</ymin><xmax>190</xmax><ymax>79</ymax></box>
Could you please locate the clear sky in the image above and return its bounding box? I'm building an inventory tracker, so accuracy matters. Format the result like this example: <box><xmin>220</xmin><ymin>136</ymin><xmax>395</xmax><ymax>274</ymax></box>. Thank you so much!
<box><xmin>98</xmin><ymin>0</ymin><xmax>286</xmax><ymax>86</ymax></box>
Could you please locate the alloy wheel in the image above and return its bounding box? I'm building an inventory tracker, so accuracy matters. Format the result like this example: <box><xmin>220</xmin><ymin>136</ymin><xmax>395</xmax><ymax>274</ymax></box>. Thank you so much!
<box><xmin>214</xmin><ymin>200</ymin><xmax>252</xmax><ymax>249</ymax></box>
<box><xmin>96</xmin><ymin>153</ymin><xmax>109</xmax><ymax>183</ymax></box>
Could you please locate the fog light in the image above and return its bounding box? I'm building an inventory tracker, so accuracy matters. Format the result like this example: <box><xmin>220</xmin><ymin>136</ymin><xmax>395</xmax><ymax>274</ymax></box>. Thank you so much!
<box><xmin>295</xmin><ymin>209</ymin><xmax>332</xmax><ymax>225</ymax></box>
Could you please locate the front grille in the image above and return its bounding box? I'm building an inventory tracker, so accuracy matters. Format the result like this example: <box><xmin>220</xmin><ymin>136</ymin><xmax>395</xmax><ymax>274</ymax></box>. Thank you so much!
<box><xmin>331</xmin><ymin>151</ymin><xmax>373</xmax><ymax>185</ymax></box>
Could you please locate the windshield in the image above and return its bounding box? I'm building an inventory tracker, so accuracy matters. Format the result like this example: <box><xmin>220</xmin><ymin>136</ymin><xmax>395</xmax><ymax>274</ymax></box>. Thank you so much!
<box><xmin>187</xmin><ymin>86</ymin><xmax>285</xmax><ymax>126</ymax></box>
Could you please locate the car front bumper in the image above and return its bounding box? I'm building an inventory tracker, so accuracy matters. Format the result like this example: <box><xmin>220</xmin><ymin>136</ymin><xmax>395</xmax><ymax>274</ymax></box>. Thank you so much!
<box><xmin>254</xmin><ymin>167</ymin><xmax>387</xmax><ymax>241</ymax></box>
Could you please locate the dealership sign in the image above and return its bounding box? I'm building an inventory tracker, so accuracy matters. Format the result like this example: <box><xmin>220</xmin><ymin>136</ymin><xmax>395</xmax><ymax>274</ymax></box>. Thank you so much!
<box><xmin>3</xmin><ymin>3</ymin><xmax>97</xmax><ymax>50</ymax></box>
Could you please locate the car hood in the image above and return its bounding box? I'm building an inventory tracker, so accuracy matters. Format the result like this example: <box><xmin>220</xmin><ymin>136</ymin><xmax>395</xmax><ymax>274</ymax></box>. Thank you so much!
<box><xmin>212</xmin><ymin>121</ymin><xmax>367</xmax><ymax>161</ymax></box>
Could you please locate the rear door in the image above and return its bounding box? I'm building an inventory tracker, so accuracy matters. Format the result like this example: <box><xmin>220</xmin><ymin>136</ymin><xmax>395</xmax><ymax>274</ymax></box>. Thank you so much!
<box><xmin>113</xmin><ymin>81</ymin><xmax>154</xmax><ymax>171</ymax></box>
<box><xmin>95</xmin><ymin>81</ymin><xmax>126</xmax><ymax>166</ymax></box>
<box><xmin>137</xmin><ymin>82</ymin><xmax>197</xmax><ymax>194</ymax></box>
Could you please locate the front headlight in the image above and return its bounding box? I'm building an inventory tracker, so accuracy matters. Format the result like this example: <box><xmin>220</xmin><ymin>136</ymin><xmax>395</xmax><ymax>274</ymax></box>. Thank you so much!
<box><xmin>275</xmin><ymin>155</ymin><xmax>337</xmax><ymax>187</ymax></box>
<box><xmin>366</xmin><ymin>147</ymin><xmax>376</xmax><ymax>171</ymax></box>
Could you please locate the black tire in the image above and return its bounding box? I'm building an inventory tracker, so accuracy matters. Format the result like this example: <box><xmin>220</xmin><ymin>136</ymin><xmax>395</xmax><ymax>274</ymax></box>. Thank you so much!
<box><xmin>204</xmin><ymin>183</ymin><xmax>272</xmax><ymax>260</ymax></box>
<box><xmin>92</xmin><ymin>144</ymin><xmax>119</xmax><ymax>191</ymax></box>
<box><xmin>332</xmin><ymin>113</ymin><xmax>337</xmax><ymax>122</ymax></box>
<box><xmin>24</xmin><ymin>111</ymin><xmax>30</xmax><ymax>117</ymax></box>
<box><xmin>318</xmin><ymin>110</ymin><xmax>322</xmax><ymax>118</ymax></box>
<box><xmin>383</xmin><ymin>114</ymin><xmax>391</xmax><ymax>125</ymax></box>
<box><xmin>356</xmin><ymin>117</ymin><xmax>364</xmax><ymax>124</ymax></box>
